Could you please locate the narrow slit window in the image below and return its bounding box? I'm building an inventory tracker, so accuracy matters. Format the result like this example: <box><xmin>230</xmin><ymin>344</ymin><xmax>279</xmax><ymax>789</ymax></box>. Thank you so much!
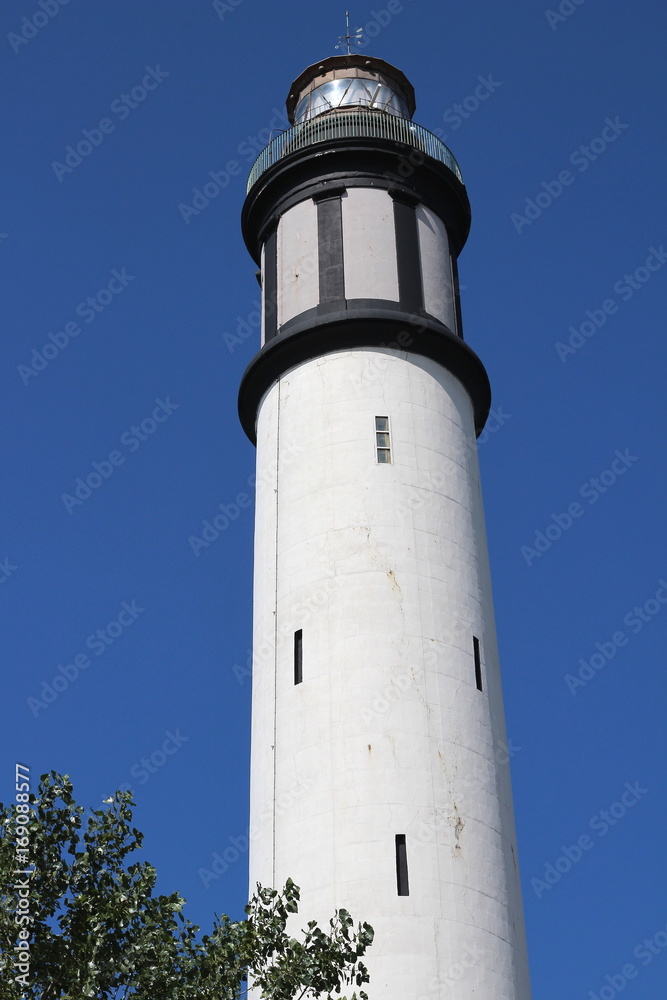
<box><xmin>294</xmin><ymin>629</ymin><xmax>303</xmax><ymax>685</ymax></box>
<box><xmin>395</xmin><ymin>834</ymin><xmax>409</xmax><ymax>896</ymax></box>
<box><xmin>375</xmin><ymin>416</ymin><xmax>391</xmax><ymax>463</ymax></box>
<box><xmin>473</xmin><ymin>635</ymin><xmax>483</xmax><ymax>692</ymax></box>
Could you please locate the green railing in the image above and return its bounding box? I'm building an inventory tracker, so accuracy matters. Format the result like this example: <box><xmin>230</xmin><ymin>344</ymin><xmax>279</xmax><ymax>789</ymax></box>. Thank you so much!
<box><xmin>246</xmin><ymin>109</ymin><xmax>463</xmax><ymax>193</ymax></box>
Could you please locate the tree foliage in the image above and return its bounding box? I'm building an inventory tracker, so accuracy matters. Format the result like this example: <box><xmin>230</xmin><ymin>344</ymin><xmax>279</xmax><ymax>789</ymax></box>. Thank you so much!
<box><xmin>0</xmin><ymin>773</ymin><xmax>373</xmax><ymax>999</ymax></box>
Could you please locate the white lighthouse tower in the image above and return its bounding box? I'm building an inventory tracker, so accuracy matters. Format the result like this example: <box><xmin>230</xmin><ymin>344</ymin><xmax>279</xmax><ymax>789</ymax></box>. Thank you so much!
<box><xmin>238</xmin><ymin>53</ymin><xmax>532</xmax><ymax>999</ymax></box>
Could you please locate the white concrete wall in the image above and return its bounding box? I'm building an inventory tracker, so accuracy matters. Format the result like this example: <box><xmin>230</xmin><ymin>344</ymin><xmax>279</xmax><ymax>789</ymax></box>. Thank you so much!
<box><xmin>248</xmin><ymin>348</ymin><xmax>531</xmax><ymax>999</ymax></box>
<box><xmin>416</xmin><ymin>204</ymin><xmax>456</xmax><ymax>331</ymax></box>
<box><xmin>341</xmin><ymin>188</ymin><xmax>399</xmax><ymax>302</ymax></box>
<box><xmin>277</xmin><ymin>198</ymin><xmax>319</xmax><ymax>327</ymax></box>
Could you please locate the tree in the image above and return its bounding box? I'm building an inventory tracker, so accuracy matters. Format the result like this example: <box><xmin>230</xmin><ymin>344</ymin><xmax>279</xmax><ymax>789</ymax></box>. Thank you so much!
<box><xmin>0</xmin><ymin>772</ymin><xmax>373</xmax><ymax>999</ymax></box>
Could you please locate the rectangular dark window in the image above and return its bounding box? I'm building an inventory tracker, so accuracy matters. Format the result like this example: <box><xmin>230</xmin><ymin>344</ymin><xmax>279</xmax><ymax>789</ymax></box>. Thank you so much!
<box><xmin>315</xmin><ymin>193</ymin><xmax>345</xmax><ymax>303</ymax></box>
<box><xmin>473</xmin><ymin>635</ymin><xmax>483</xmax><ymax>692</ymax></box>
<box><xmin>451</xmin><ymin>255</ymin><xmax>464</xmax><ymax>340</ymax></box>
<box><xmin>375</xmin><ymin>416</ymin><xmax>391</xmax><ymax>463</ymax></box>
<box><xmin>395</xmin><ymin>834</ymin><xmax>409</xmax><ymax>896</ymax></box>
<box><xmin>263</xmin><ymin>228</ymin><xmax>278</xmax><ymax>343</ymax></box>
<box><xmin>393</xmin><ymin>197</ymin><xmax>423</xmax><ymax>313</ymax></box>
<box><xmin>294</xmin><ymin>630</ymin><xmax>303</xmax><ymax>685</ymax></box>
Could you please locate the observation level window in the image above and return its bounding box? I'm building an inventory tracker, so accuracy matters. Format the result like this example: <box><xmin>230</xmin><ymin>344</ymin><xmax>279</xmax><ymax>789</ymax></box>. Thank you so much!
<box><xmin>294</xmin><ymin>79</ymin><xmax>409</xmax><ymax>123</ymax></box>
<box><xmin>375</xmin><ymin>416</ymin><xmax>391</xmax><ymax>464</ymax></box>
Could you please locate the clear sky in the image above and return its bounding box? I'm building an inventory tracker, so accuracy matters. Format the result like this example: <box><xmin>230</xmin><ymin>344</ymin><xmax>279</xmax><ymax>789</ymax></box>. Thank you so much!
<box><xmin>2</xmin><ymin>1</ymin><xmax>666</xmax><ymax>997</ymax></box>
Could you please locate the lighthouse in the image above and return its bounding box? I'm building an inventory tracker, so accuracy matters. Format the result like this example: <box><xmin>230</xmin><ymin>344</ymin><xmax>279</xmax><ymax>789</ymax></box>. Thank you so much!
<box><xmin>238</xmin><ymin>52</ymin><xmax>532</xmax><ymax>999</ymax></box>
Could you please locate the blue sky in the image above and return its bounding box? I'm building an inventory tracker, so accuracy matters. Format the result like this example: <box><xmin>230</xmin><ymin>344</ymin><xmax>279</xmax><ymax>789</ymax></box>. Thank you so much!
<box><xmin>2</xmin><ymin>1</ymin><xmax>666</xmax><ymax>996</ymax></box>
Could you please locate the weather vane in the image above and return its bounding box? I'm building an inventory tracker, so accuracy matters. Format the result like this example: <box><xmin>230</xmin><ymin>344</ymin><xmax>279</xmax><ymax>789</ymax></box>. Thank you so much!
<box><xmin>335</xmin><ymin>11</ymin><xmax>363</xmax><ymax>55</ymax></box>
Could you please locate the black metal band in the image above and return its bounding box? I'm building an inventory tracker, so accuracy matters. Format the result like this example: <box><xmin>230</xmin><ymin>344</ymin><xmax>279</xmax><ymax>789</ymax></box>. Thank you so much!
<box><xmin>242</xmin><ymin>138</ymin><xmax>471</xmax><ymax>263</ymax></box>
<box><xmin>238</xmin><ymin>310</ymin><xmax>491</xmax><ymax>443</ymax></box>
